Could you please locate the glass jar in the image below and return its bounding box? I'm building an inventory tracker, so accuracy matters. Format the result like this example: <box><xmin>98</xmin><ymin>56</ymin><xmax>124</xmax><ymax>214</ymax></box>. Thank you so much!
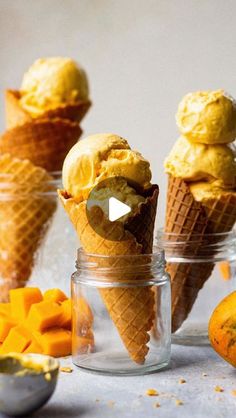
<box><xmin>71</xmin><ymin>247</ymin><xmax>171</xmax><ymax>375</ymax></box>
<box><xmin>156</xmin><ymin>229</ymin><xmax>236</xmax><ymax>345</ymax></box>
<box><xmin>0</xmin><ymin>171</ymin><xmax>77</xmax><ymax>301</ymax></box>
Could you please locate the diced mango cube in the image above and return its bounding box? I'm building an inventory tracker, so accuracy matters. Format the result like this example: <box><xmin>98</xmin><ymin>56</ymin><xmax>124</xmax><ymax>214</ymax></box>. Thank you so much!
<box><xmin>59</xmin><ymin>299</ymin><xmax>72</xmax><ymax>329</ymax></box>
<box><xmin>34</xmin><ymin>329</ymin><xmax>72</xmax><ymax>357</ymax></box>
<box><xmin>44</xmin><ymin>289</ymin><xmax>68</xmax><ymax>303</ymax></box>
<box><xmin>10</xmin><ymin>288</ymin><xmax>43</xmax><ymax>320</ymax></box>
<box><xmin>0</xmin><ymin>303</ymin><xmax>11</xmax><ymax>317</ymax></box>
<box><xmin>0</xmin><ymin>317</ymin><xmax>17</xmax><ymax>342</ymax></box>
<box><xmin>24</xmin><ymin>339</ymin><xmax>43</xmax><ymax>354</ymax></box>
<box><xmin>27</xmin><ymin>301</ymin><xmax>62</xmax><ymax>332</ymax></box>
<box><xmin>0</xmin><ymin>325</ymin><xmax>32</xmax><ymax>354</ymax></box>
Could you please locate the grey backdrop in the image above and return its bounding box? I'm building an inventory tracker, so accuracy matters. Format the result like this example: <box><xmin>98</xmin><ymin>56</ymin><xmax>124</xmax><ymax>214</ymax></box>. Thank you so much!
<box><xmin>0</xmin><ymin>0</ymin><xmax>235</xmax><ymax>223</ymax></box>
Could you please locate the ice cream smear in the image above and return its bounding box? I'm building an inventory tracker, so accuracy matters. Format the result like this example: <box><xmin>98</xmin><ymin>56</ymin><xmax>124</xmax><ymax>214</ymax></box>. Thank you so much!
<box><xmin>165</xmin><ymin>90</ymin><xmax>236</xmax><ymax>201</ymax></box>
<box><xmin>20</xmin><ymin>57</ymin><xmax>89</xmax><ymax>116</ymax></box>
<box><xmin>62</xmin><ymin>133</ymin><xmax>152</xmax><ymax>220</ymax></box>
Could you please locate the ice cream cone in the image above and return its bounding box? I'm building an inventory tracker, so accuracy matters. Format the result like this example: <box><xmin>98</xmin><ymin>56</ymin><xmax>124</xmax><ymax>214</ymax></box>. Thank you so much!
<box><xmin>58</xmin><ymin>185</ymin><xmax>158</xmax><ymax>364</ymax></box>
<box><xmin>165</xmin><ymin>175</ymin><xmax>236</xmax><ymax>332</ymax></box>
<box><xmin>0</xmin><ymin>118</ymin><xmax>82</xmax><ymax>173</ymax></box>
<box><xmin>5</xmin><ymin>90</ymin><xmax>91</xmax><ymax>129</ymax></box>
<box><xmin>0</xmin><ymin>154</ymin><xmax>57</xmax><ymax>302</ymax></box>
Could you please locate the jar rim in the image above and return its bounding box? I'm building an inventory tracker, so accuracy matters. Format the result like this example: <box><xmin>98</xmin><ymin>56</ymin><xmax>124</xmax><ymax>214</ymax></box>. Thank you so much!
<box><xmin>156</xmin><ymin>227</ymin><xmax>236</xmax><ymax>263</ymax></box>
<box><xmin>74</xmin><ymin>245</ymin><xmax>167</xmax><ymax>286</ymax></box>
<box><xmin>0</xmin><ymin>170</ymin><xmax>61</xmax><ymax>197</ymax></box>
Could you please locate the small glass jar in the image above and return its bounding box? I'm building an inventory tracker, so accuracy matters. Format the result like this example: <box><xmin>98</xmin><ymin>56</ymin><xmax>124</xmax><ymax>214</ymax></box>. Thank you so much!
<box><xmin>71</xmin><ymin>247</ymin><xmax>171</xmax><ymax>375</ymax></box>
<box><xmin>156</xmin><ymin>229</ymin><xmax>236</xmax><ymax>345</ymax></box>
<box><xmin>0</xmin><ymin>171</ymin><xmax>77</xmax><ymax>301</ymax></box>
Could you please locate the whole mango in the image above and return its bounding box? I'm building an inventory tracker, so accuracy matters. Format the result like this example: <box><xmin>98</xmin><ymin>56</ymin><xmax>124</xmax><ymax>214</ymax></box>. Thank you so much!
<box><xmin>209</xmin><ymin>291</ymin><xmax>236</xmax><ymax>367</ymax></box>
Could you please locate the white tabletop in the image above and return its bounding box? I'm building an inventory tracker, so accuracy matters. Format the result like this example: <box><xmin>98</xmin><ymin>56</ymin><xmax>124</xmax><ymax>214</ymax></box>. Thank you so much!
<box><xmin>20</xmin><ymin>344</ymin><xmax>236</xmax><ymax>418</ymax></box>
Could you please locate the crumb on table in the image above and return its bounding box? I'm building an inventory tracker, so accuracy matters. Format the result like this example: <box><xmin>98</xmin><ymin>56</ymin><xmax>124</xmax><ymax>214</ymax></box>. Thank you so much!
<box><xmin>214</xmin><ymin>386</ymin><xmax>224</xmax><ymax>393</ymax></box>
<box><xmin>175</xmin><ymin>399</ymin><xmax>183</xmax><ymax>406</ymax></box>
<box><xmin>146</xmin><ymin>389</ymin><xmax>159</xmax><ymax>396</ymax></box>
<box><xmin>60</xmin><ymin>366</ymin><xmax>73</xmax><ymax>373</ymax></box>
<box><xmin>179</xmin><ymin>378</ymin><xmax>186</xmax><ymax>384</ymax></box>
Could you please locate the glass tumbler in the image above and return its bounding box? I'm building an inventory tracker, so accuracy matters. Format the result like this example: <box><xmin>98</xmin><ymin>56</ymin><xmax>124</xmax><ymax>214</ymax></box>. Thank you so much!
<box><xmin>0</xmin><ymin>171</ymin><xmax>76</xmax><ymax>301</ymax></box>
<box><xmin>157</xmin><ymin>229</ymin><xmax>236</xmax><ymax>345</ymax></box>
<box><xmin>71</xmin><ymin>247</ymin><xmax>171</xmax><ymax>375</ymax></box>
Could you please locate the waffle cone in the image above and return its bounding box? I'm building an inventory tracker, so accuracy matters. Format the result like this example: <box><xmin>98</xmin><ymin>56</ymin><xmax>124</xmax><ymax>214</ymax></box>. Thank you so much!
<box><xmin>5</xmin><ymin>90</ymin><xmax>91</xmax><ymax>129</ymax></box>
<box><xmin>165</xmin><ymin>175</ymin><xmax>236</xmax><ymax>333</ymax></box>
<box><xmin>0</xmin><ymin>118</ymin><xmax>81</xmax><ymax>172</ymax></box>
<box><xmin>58</xmin><ymin>185</ymin><xmax>158</xmax><ymax>364</ymax></box>
<box><xmin>0</xmin><ymin>155</ymin><xmax>56</xmax><ymax>302</ymax></box>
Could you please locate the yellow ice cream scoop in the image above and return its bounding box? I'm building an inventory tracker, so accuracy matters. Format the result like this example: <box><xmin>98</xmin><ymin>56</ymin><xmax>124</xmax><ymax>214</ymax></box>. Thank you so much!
<box><xmin>20</xmin><ymin>57</ymin><xmax>89</xmax><ymax>117</ymax></box>
<box><xmin>62</xmin><ymin>133</ymin><xmax>152</xmax><ymax>201</ymax></box>
<box><xmin>189</xmin><ymin>181</ymin><xmax>236</xmax><ymax>201</ymax></box>
<box><xmin>164</xmin><ymin>136</ymin><xmax>236</xmax><ymax>188</ymax></box>
<box><xmin>176</xmin><ymin>90</ymin><xmax>236</xmax><ymax>144</ymax></box>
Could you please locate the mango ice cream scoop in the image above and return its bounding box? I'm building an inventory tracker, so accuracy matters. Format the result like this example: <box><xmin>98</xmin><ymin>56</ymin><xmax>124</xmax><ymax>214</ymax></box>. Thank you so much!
<box><xmin>20</xmin><ymin>57</ymin><xmax>89</xmax><ymax>117</ymax></box>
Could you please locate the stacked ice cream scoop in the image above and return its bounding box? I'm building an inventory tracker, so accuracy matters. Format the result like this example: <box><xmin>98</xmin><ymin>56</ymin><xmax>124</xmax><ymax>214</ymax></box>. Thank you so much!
<box><xmin>164</xmin><ymin>90</ymin><xmax>236</xmax><ymax>332</ymax></box>
<box><xmin>59</xmin><ymin>133</ymin><xmax>159</xmax><ymax>364</ymax></box>
<box><xmin>0</xmin><ymin>57</ymin><xmax>90</xmax><ymax>301</ymax></box>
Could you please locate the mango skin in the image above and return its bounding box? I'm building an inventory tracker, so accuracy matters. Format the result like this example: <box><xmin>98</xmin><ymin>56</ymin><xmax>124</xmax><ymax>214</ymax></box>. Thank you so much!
<box><xmin>209</xmin><ymin>291</ymin><xmax>236</xmax><ymax>367</ymax></box>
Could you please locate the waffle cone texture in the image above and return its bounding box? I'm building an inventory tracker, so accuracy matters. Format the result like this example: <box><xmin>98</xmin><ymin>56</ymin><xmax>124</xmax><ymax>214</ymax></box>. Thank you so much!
<box><xmin>165</xmin><ymin>175</ymin><xmax>236</xmax><ymax>333</ymax></box>
<box><xmin>0</xmin><ymin>155</ymin><xmax>56</xmax><ymax>302</ymax></box>
<box><xmin>5</xmin><ymin>90</ymin><xmax>91</xmax><ymax>129</ymax></box>
<box><xmin>59</xmin><ymin>185</ymin><xmax>158</xmax><ymax>364</ymax></box>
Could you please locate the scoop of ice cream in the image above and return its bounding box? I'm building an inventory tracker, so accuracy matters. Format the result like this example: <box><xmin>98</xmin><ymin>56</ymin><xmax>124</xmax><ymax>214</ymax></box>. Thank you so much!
<box><xmin>87</xmin><ymin>177</ymin><xmax>145</xmax><ymax>221</ymax></box>
<box><xmin>20</xmin><ymin>57</ymin><xmax>89</xmax><ymax>117</ymax></box>
<box><xmin>164</xmin><ymin>136</ymin><xmax>236</xmax><ymax>188</ymax></box>
<box><xmin>62</xmin><ymin>133</ymin><xmax>152</xmax><ymax>201</ymax></box>
<box><xmin>176</xmin><ymin>90</ymin><xmax>236</xmax><ymax>144</ymax></box>
<box><xmin>189</xmin><ymin>181</ymin><xmax>236</xmax><ymax>201</ymax></box>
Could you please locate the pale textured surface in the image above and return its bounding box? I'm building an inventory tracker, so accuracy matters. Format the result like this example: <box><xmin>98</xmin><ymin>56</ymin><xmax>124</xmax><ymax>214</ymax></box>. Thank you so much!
<box><xmin>1</xmin><ymin>0</ymin><xmax>236</xmax><ymax>223</ymax></box>
<box><xmin>5</xmin><ymin>345</ymin><xmax>234</xmax><ymax>418</ymax></box>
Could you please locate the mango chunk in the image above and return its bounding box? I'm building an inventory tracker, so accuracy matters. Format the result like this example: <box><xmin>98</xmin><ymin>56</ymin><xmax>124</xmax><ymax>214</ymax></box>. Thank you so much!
<box><xmin>59</xmin><ymin>299</ymin><xmax>72</xmax><ymax>329</ymax></box>
<box><xmin>44</xmin><ymin>289</ymin><xmax>67</xmax><ymax>303</ymax></box>
<box><xmin>24</xmin><ymin>339</ymin><xmax>43</xmax><ymax>354</ymax></box>
<box><xmin>0</xmin><ymin>317</ymin><xmax>17</xmax><ymax>342</ymax></box>
<box><xmin>0</xmin><ymin>325</ymin><xmax>32</xmax><ymax>354</ymax></box>
<box><xmin>27</xmin><ymin>301</ymin><xmax>62</xmax><ymax>332</ymax></box>
<box><xmin>0</xmin><ymin>303</ymin><xmax>11</xmax><ymax>317</ymax></box>
<box><xmin>34</xmin><ymin>328</ymin><xmax>71</xmax><ymax>357</ymax></box>
<box><xmin>10</xmin><ymin>288</ymin><xmax>43</xmax><ymax>320</ymax></box>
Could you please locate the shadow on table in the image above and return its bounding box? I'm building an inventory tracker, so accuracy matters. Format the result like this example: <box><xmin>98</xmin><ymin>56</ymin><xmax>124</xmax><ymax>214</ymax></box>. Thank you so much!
<box><xmin>32</xmin><ymin>404</ymin><xmax>88</xmax><ymax>417</ymax></box>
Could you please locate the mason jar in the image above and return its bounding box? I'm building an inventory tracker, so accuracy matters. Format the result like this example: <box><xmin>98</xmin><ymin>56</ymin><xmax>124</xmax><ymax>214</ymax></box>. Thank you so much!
<box><xmin>0</xmin><ymin>171</ymin><xmax>76</xmax><ymax>301</ymax></box>
<box><xmin>71</xmin><ymin>247</ymin><xmax>171</xmax><ymax>376</ymax></box>
<box><xmin>156</xmin><ymin>229</ymin><xmax>236</xmax><ymax>345</ymax></box>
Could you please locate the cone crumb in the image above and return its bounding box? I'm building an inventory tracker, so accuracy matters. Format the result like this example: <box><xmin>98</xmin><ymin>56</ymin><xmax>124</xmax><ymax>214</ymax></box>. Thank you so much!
<box><xmin>179</xmin><ymin>378</ymin><xmax>186</xmax><ymax>384</ymax></box>
<box><xmin>153</xmin><ymin>402</ymin><xmax>161</xmax><ymax>408</ymax></box>
<box><xmin>95</xmin><ymin>399</ymin><xmax>100</xmax><ymax>403</ymax></box>
<box><xmin>175</xmin><ymin>399</ymin><xmax>183</xmax><ymax>406</ymax></box>
<box><xmin>214</xmin><ymin>386</ymin><xmax>224</xmax><ymax>392</ymax></box>
<box><xmin>60</xmin><ymin>366</ymin><xmax>73</xmax><ymax>373</ymax></box>
<box><xmin>107</xmin><ymin>401</ymin><xmax>115</xmax><ymax>408</ymax></box>
<box><xmin>202</xmin><ymin>373</ymin><xmax>207</xmax><ymax>377</ymax></box>
<box><xmin>231</xmin><ymin>390</ymin><xmax>236</xmax><ymax>397</ymax></box>
<box><xmin>146</xmin><ymin>389</ymin><xmax>159</xmax><ymax>396</ymax></box>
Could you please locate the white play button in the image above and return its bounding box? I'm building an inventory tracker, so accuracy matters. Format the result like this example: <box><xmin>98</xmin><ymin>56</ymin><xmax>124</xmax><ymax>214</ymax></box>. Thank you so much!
<box><xmin>108</xmin><ymin>197</ymin><xmax>131</xmax><ymax>222</ymax></box>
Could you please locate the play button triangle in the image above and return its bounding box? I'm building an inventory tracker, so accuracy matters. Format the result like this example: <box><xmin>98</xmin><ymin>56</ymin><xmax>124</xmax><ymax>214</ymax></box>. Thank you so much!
<box><xmin>108</xmin><ymin>197</ymin><xmax>131</xmax><ymax>222</ymax></box>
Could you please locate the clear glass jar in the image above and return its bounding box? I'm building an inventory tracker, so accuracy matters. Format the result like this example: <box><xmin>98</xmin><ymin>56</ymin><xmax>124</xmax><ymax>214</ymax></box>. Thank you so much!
<box><xmin>71</xmin><ymin>247</ymin><xmax>171</xmax><ymax>375</ymax></box>
<box><xmin>156</xmin><ymin>229</ymin><xmax>236</xmax><ymax>345</ymax></box>
<box><xmin>0</xmin><ymin>171</ymin><xmax>76</xmax><ymax>301</ymax></box>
